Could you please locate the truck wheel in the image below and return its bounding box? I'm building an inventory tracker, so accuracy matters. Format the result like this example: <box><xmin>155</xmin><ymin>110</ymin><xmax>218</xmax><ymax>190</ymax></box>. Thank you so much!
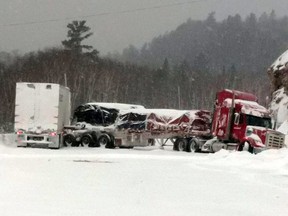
<box><xmin>63</xmin><ymin>134</ymin><xmax>76</xmax><ymax>147</ymax></box>
<box><xmin>187</xmin><ymin>139</ymin><xmax>200</xmax><ymax>152</ymax></box>
<box><xmin>119</xmin><ymin>146</ymin><xmax>133</xmax><ymax>149</ymax></box>
<box><xmin>173</xmin><ymin>138</ymin><xmax>187</xmax><ymax>151</ymax></box>
<box><xmin>98</xmin><ymin>134</ymin><xmax>110</xmax><ymax>146</ymax></box>
<box><xmin>90</xmin><ymin>131</ymin><xmax>100</xmax><ymax>147</ymax></box>
<box><xmin>105</xmin><ymin>135</ymin><xmax>115</xmax><ymax>149</ymax></box>
<box><xmin>248</xmin><ymin>145</ymin><xmax>255</xmax><ymax>154</ymax></box>
<box><xmin>237</xmin><ymin>143</ymin><xmax>244</xmax><ymax>151</ymax></box>
<box><xmin>148</xmin><ymin>139</ymin><xmax>155</xmax><ymax>146</ymax></box>
<box><xmin>80</xmin><ymin>134</ymin><xmax>93</xmax><ymax>147</ymax></box>
<box><xmin>238</xmin><ymin>142</ymin><xmax>255</xmax><ymax>154</ymax></box>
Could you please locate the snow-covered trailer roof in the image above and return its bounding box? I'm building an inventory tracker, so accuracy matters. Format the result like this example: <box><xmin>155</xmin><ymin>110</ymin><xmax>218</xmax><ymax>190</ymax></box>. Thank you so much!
<box><xmin>86</xmin><ymin>102</ymin><xmax>144</xmax><ymax>110</ymax></box>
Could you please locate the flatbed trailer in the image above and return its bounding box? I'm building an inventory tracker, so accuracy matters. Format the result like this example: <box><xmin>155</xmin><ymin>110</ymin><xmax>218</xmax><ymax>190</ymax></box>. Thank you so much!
<box><xmin>112</xmin><ymin>109</ymin><xmax>212</xmax><ymax>151</ymax></box>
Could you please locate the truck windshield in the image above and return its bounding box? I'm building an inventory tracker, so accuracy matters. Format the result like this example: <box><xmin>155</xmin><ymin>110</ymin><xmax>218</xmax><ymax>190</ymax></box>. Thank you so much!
<box><xmin>246</xmin><ymin>114</ymin><xmax>272</xmax><ymax>128</ymax></box>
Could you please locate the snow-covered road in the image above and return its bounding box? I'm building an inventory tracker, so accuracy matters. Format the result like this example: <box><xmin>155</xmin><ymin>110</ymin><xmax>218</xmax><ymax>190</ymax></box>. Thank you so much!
<box><xmin>0</xmin><ymin>134</ymin><xmax>288</xmax><ymax>216</ymax></box>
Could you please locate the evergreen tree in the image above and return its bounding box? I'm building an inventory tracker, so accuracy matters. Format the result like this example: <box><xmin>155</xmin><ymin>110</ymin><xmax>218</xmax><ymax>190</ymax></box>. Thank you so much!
<box><xmin>62</xmin><ymin>20</ymin><xmax>98</xmax><ymax>56</ymax></box>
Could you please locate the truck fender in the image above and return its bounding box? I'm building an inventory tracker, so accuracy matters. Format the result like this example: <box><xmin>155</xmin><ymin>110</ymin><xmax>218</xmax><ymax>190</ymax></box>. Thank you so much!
<box><xmin>241</xmin><ymin>136</ymin><xmax>265</xmax><ymax>148</ymax></box>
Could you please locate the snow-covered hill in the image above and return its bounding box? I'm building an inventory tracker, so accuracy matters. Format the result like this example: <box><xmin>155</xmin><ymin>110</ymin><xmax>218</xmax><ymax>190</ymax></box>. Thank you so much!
<box><xmin>1</xmin><ymin>135</ymin><xmax>288</xmax><ymax>216</ymax></box>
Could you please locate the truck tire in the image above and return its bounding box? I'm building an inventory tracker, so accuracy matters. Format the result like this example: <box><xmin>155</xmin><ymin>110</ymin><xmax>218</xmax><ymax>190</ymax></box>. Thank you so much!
<box><xmin>187</xmin><ymin>139</ymin><xmax>200</xmax><ymax>152</ymax></box>
<box><xmin>80</xmin><ymin>134</ymin><xmax>93</xmax><ymax>147</ymax></box>
<box><xmin>119</xmin><ymin>146</ymin><xmax>134</xmax><ymax>149</ymax></box>
<box><xmin>105</xmin><ymin>134</ymin><xmax>115</xmax><ymax>149</ymax></box>
<box><xmin>98</xmin><ymin>134</ymin><xmax>110</xmax><ymax>146</ymax></box>
<box><xmin>238</xmin><ymin>142</ymin><xmax>255</xmax><ymax>154</ymax></box>
<box><xmin>173</xmin><ymin>138</ymin><xmax>187</xmax><ymax>151</ymax></box>
<box><xmin>90</xmin><ymin>131</ymin><xmax>100</xmax><ymax>147</ymax></box>
<box><xmin>148</xmin><ymin>139</ymin><xmax>155</xmax><ymax>146</ymax></box>
<box><xmin>63</xmin><ymin>134</ymin><xmax>76</xmax><ymax>147</ymax></box>
<box><xmin>248</xmin><ymin>144</ymin><xmax>255</xmax><ymax>154</ymax></box>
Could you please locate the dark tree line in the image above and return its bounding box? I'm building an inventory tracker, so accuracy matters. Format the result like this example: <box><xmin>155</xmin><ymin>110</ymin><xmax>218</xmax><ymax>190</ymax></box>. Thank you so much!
<box><xmin>0</xmin><ymin>47</ymin><xmax>270</xmax><ymax>132</ymax></box>
<box><xmin>0</xmin><ymin>13</ymin><xmax>285</xmax><ymax>132</ymax></box>
<box><xmin>115</xmin><ymin>11</ymin><xmax>288</xmax><ymax>74</ymax></box>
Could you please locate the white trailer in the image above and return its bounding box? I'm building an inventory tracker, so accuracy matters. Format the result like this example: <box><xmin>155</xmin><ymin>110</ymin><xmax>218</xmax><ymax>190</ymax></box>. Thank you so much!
<box><xmin>14</xmin><ymin>82</ymin><xmax>71</xmax><ymax>148</ymax></box>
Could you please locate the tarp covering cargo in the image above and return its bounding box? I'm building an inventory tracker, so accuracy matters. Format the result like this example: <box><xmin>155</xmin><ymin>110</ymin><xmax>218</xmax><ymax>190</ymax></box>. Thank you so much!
<box><xmin>116</xmin><ymin>109</ymin><xmax>211</xmax><ymax>135</ymax></box>
<box><xmin>72</xmin><ymin>103</ymin><xmax>144</xmax><ymax>126</ymax></box>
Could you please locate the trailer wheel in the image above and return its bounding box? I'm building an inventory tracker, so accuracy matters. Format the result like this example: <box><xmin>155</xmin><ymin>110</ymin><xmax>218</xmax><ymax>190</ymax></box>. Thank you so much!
<box><xmin>105</xmin><ymin>135</ymin><xmax>115</xmax><ymax>149</ymax></box>
<box><xmin>90</xmin><ymin>131</ymin><xmax>100</xmax><ymax>147</ymax></box>
<box><xmin>80</xmin><ymin>134</ymin><xmax>93</xmax><ymax>147</ymax></box>
<box><xmin>173</xmin><ymin>138</ymin><xmax>187</xmax><ymax>151</ymax></box>
<box><xmin>98</xmin><ymin>133</ymin><xmax>115</xmax><ymax>149</ymax></box>
<box><xmin>119</xmin><ymin>146</ymin><xmax>134</xmax><ymax>149</ymax></box>
<box><xmin>187</xmin><ymin>139</ymin><xmax>200</xmax><ymax>152</ymax></box>
<box><xmin>63</xmin><ymin>134</ymin><xmax>76</xmax><ymax>147</ymax></box>
<box><xmin>98</xmin><ymin>134</ymin><xmax>110</xmax><ymax>146</ymax></box>
<box><xmin>148</xmin><ymin>139</ymin><xmax>155</xmax><ymax>146</ymax></box>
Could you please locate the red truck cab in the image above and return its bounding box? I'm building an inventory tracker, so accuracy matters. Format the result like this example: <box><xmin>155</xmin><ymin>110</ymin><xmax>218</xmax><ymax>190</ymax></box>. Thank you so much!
<box><xmin>205</xmin><ymin>89</ymin><xmax>284</xmax><ymax>153</ymax></box>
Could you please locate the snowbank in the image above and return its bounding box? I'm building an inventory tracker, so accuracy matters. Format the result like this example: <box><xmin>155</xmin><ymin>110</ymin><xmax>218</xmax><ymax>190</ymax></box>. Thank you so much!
<box><xmin>208</xmin><ymin>149</ymin><xmax>288</xmax><ymax>177</ymax></box>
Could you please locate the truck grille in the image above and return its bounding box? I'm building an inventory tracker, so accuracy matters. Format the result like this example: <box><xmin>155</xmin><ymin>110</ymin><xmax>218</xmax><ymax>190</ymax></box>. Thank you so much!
<box><xmin>266</xmin><ymin>132</ymin><xmax>285</xmax><ymax>149</ymax></box>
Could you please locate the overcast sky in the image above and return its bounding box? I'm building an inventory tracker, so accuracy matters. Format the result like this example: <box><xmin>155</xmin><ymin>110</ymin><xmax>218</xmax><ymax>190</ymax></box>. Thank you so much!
<box><xmin>0</xmin><ymin>0</ymin><xmax>288</xmax><ymax>55</ymax></box>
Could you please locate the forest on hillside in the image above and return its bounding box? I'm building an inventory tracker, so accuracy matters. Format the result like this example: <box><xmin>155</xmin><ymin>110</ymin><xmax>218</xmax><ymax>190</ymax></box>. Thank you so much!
<box><xmin>115</xmin><ymin>11</ymin><xmax>288</xmax><ymax>72</ymax></box>
<box><xmin>0</xmin><ymin>12</ymin><xmax>287</xmax><ymax>132</ymax></box>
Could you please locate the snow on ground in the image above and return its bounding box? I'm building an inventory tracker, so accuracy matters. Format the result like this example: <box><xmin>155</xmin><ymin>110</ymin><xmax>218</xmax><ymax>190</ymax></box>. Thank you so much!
<box><xmin>1</xmin><ymin>134</ymin><xmax>288</xmax><ymax>216</ymax></box>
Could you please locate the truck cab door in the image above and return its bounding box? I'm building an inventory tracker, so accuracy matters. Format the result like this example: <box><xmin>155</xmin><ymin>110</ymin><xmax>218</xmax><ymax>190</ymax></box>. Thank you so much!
<box><xmin>231</xmin><ymin>113</ymin><xmax>245</xmax><ymax>141</ymax></box>
<box><xmin>214</xmin><ymin>106</ymin><xmax>232</xmax><ymax>141</ymax></box>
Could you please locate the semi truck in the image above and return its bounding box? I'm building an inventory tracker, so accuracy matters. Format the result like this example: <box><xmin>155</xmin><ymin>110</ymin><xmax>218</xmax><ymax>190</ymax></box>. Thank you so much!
<box><xmin>190</xmin><ymin>89</ymin><xmax>285</xmax><ymax>153</ymax></box>
<box><xmin>72</xmin><ymin>89</ymin><xmax>284</xmax><ymax>153</ymax></box>
<box><xmin>14</xmin><ymin>82</ymin><xmax>71</xmax><ymax>148</ymax></box>
<box><xmin>14</xmin><ymin>82</ymin><xmax>285</xmax><ymax>153</ymax></box>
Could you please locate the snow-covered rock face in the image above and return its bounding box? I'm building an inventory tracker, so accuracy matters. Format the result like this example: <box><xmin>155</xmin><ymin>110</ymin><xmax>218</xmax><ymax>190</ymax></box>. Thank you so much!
<box><xmin>269</xmin><ymin>87</ymin><xmax>288</xmax><ymax>128</ymax></box>
<box><xmin>268</xmin><ymin>49</ymin><xmax>288</xmax><ymax>129</ymax></box>
<box><xmin>270</xmin><ymin>49</ymin><xmax>288</xmax><ymax>72</ymax></box>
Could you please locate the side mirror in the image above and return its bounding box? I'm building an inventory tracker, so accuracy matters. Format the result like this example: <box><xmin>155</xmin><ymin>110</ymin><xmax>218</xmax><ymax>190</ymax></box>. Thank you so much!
<box><xmin>234</xmin><ymin>113</ymin><xmax>240</xmax><ymax>125</ymax></box>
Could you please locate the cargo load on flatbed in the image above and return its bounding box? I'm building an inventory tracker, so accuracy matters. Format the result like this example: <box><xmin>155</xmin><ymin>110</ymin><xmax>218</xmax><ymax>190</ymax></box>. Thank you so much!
<box><xmin>113</xmin><ymin>109</ymin><xmax>212</xmax><ymax>147</ymax></box>
<box><xmin>62</xmin><ymin>103</ymin><xmax>145</xmax><ymax>147</ymax></box>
